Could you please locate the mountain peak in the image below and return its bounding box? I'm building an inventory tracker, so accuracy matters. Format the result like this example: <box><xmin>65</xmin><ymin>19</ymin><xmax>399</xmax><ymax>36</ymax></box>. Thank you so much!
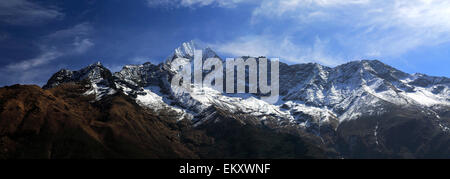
<box><xmin>336</xmin><ymin>60</ymin><xmax>406</xmax><ymax>75</ymax></box>
<box><xmin>173</xmin><ymin>40</ymin><xmax>218</xmax><ymax>57</ymax></box>
<box><xmin>85</xmin><ymin>61</ymin><xmax>104</xmax><ymax>68</ymax></box>
<box><xmin>165</xmin><ymin>40</ymin><xmax>219</xmax><ymax>67</ymax></box>
<box><xmin>43</xmin><ymin>60</ymin><xmax>116</xmax><ymax>98</ymax></box>
<box><xmin>174</xmin><ymin>41</ymin><xmax>196</xmax><ymax>58</ymax></box>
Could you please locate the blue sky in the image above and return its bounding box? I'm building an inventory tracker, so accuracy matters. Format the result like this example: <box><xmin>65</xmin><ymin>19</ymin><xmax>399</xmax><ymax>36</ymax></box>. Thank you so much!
<box><xmin>1</xmin><ymin>0</ymin><xmax>450</xmax><ymax>86</ymax></box>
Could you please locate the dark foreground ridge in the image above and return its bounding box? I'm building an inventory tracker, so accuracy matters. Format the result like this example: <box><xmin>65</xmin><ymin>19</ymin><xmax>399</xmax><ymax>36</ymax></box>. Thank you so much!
<box><xmin>1</xmin><ymin>41</ymin><xmax>450</xmax><ymax>158</ymax></box>
<box><xmin>0</xmin><ymin>84</ymin><xmax>328</xmax><ymax>159</ymax></box>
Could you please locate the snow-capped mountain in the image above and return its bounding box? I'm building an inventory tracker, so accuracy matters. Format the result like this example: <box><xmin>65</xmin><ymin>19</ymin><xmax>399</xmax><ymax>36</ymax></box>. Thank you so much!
<box><xmin>43</xmin><ymin>62</ymin><xmax>117</xmax><ymax>100</ymax></box>
<box><xmin>37</xmin><ymin>40</ymin><xmax>450</xmax><ymax>158</ymax></box>
<box><xmin>280</xmin><ymin>60</ymin><xmax>450</xmax><ymax>122</ymax></box>
<box><xmin>44</xmin><ymin>41</ymin><xmax>450</xmax><ymax>129</ymax></box>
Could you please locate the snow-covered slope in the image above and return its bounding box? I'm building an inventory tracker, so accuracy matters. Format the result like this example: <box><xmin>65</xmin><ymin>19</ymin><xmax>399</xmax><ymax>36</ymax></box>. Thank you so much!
<box><xmin>43</xmin><ymin>41</ymin><xmax>450</xmax><ymax>131</ymax></box>
<box><xmin>113</xmin><ymin>62</ymin><xmax>193</xmax><ymax>121</ymax></box>
<box><xmin>280</xmin><ymin>60</ymin><xmax>449</xmax><ymax>122</ymax></box>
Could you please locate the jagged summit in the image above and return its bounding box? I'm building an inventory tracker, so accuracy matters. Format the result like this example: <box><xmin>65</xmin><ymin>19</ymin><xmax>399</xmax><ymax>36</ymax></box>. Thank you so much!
<box><xmin>93</xmin><ymin>61</ymin><xmax>103</xmax><ymax>66</ymax></box>
<box><xmin>114</xmin><ymin>61</ymin><xmax>163</xmax><ymax>88</ymax></box>
<box><xmin>44</xmin><ymin>62</ymin><xmax>111</xmax><ymax>88</ymax></box>
<box><xmin>20</xmin><ymin>41</ymin><xmax>450</xmax><ymax>158</ymax></box>
<box><xmin>43</xmin><ymin>42</ymin><xmax>450</xmax><ymax>128</ymax></box>
<box><xmin>164</xmin><ymin>40</ymin><xmax>220</xmax><ymax>66</ymax></box>
<box><xmin>43</xmin><ymin>61</ymin><xmax>116</xmax><ymax>100</ymax></box>
<box><xmin>174</xmin><ymin>40</ymin><xmax>197</xmax><ymax>59</ymax></box>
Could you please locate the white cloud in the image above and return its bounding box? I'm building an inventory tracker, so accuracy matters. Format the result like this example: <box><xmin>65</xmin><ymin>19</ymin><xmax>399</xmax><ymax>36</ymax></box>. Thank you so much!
<box><xmin>45</xmin><ymin>22</ymin><xmax>95</xmax><ymax>54</ymax></box>
<box><xmin>252</xmin><ymin>0</ymin><xmax>369</xmax><ymax>19</ymax></box>
<box><xmin>45</xmin><ymin>23</ymin><xmax>95</xmax><ymax>54</ymax></box>
<box><xmin>73</xmin><ymin>38</ymin><xmax>95</xmax><ymax>54</ymax></box>
<box><xmin>150</xmin><ymin>0</ymin><xmax>450</xmax><ymax>65</ymax></box>
<box><xmin>1</xmin><ymin>23</ymin><xmax>95</xmax><ymax>86</ymax></box>
<box><xmin>45</xmin><ymin>23</ymin><xmax>92</xmax><ymax>39</ymax></box>
<box><xmin>147</xmin><ymin>0</ymin><xmax>450</xmax><ymax>66</ymax></box>
<box><xmin>5</xmin><ymin>50</ymin><xmax>62</xmax><ymax>71</ymax></box>
<box><xmin>250</xmin><ymin>0</ymin><xmax>450</xmax><ymax>59</ymax></box>
<box><xmin>0</xmin><ymin>0</ymin><xmax>63</xmax><ymax>25</ymax></box>
<box><xmin>211</xmin><ymin>35</ymin><xmax>344</xmax><ymax>66</ymax></box>
<box><xmin>3</xmin><ymin>23</ymin><xmax>94</xmax><ymax>71</ymax></box>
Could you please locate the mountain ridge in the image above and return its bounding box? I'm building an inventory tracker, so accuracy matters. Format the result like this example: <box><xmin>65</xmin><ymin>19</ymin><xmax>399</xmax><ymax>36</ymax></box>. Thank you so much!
<box><xmin>43</xmin><ymin>41</ymin><xmax>450</xmax><ymax>127</ymax></box>
<box><xmin>2</xmin><ymin>40</ymin><xmax>449</xmax><ymax>158</ymax></box>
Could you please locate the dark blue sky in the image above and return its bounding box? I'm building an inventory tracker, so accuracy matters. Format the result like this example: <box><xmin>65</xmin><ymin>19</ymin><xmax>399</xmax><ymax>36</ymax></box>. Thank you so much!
<box><xmin>1</xmin><ymin>0</ymin><xmax>450</xmax><ymax>86</ymax></box>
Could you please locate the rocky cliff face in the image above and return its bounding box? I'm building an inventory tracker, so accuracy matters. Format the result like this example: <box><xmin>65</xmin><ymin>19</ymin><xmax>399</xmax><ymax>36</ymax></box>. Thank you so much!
<box><xmin>3</xmin><ymin>41</ymin><xmax>450</xmax><ymax>158</ymax></box>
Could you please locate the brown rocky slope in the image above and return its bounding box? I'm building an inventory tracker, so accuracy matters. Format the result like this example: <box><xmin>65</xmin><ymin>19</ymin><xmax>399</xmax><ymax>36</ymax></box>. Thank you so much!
<box><xmin>0</xmin><ymin>84</ymin><xmax>328</xmax><ymax>159</ymax></box>
<box><xmin>0</xmin><ymin>84</ymin><xmax>197</xmax><ymax>159</ymax></box>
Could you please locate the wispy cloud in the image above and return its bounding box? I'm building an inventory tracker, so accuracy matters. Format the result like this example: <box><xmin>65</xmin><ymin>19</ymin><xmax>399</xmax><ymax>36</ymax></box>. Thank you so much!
<box><xmin>5</xmin><ymin>50</ymin><xmax>62</xmax><ymax>71</ymax></box>
<box><xmin>45</xmin><ymin>23</ymin><xmax>93</xmax><ymax>39</ymax></box>
<box><xmin>252</xmin><ymin>0</ymin><xmax>369</xmax><ymax>18</ymax></box>
<box><xmin>5</xmin><ymin>23</ymin><xmax>95</xmax><ymax>71</ymax></box>
<box><xmin>210</xmin><ymin>35</ymin><xmax>344</xmax><ymax>66</ymax></box>
<box><xmin>1</xmin><ymin>22</ymin><xmax>95</xmax><ymax>86</ymax></box>
<box><xmin>0</xmin><ymin>0</ymin><xmax>63</xmax><ymax>25</ymax></box>
<box><xmin>72</xmin><ymin>37</ymin><xmax>95</xmax><ymax>54</ymax></box>
<box><xmin>44</xmin><ymin>22</ymin><xmax>95</xmax><ymax>55</ymax></box>
<box><xmin>197</xmin><ymin>0</ymin><xmax>450</xmax><ymax>66</ymax></box>
<box><xmin>249</xmin><ymin>0</ymin><xmax>450</xmax><ymax>60</ymax></box>
<box><xmin>0</xmin><ymin>65</ymin><xmax>62</xmax><ymax>86</ymax></box>
<box><xmin>147</xmin><ymin>0</ymin><xmax>450</xmax><ymax>66</ymax></box>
